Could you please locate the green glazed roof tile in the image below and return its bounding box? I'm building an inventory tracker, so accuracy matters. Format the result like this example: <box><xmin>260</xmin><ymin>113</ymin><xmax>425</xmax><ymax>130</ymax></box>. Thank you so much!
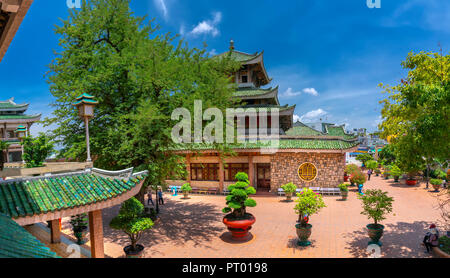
<box><xmin>0</xmin><ymin>213</ymin><xmax>60</xmax><ymax>258</ymax></box>
<box><xmin>0</xmin><ymin>174</ymin><xmax>145</xmax><ymax>219</ymax></box>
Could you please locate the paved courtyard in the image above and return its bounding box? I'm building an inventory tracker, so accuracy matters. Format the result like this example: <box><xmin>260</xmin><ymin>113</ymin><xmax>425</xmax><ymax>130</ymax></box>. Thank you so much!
<box><xmin>61</xmin><ymin>175</ymin><xmax>445</xmax><ymax>258</ymax></box>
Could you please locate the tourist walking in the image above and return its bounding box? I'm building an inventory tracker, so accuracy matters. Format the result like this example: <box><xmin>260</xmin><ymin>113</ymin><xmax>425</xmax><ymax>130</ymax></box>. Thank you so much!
<box><xmin>158</xmin><ymin>186</ymin><xmax>164</xmax><ymax>205</ymax></box>
<box><xmin>367</xmin><ymin>169</ymin><xmax>373</xmax><ymax>181</ymax></box>
<box><xmin>147</xmin><ymin>189</ymin><xmax>154</xmax><ymax>206</ymax></box>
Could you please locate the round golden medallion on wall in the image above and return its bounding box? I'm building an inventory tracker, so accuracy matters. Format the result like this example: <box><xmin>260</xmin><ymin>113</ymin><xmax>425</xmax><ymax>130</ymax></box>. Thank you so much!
<box><xmin>298</xmin><ymin>162</ymin><xmax>318</xmax><ymax>182</ymax></box>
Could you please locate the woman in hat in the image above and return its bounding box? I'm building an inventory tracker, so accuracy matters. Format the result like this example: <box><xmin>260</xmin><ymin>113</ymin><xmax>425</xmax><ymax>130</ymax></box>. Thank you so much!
<box><xmin>423</xmin><ymin>224</ymin><xmax>440</xmax><ymax>253</ymax></box>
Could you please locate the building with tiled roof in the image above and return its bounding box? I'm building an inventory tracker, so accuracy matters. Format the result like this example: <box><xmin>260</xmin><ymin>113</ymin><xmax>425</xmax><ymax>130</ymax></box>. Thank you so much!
<box><xmin>167</xmin><ymin>41</ymin><xmax>359</xmax><ymax>194</ymax></box>
<box><xmin>0</xmin><ymin>168</ymin><xmax>147</xmax><ymax>258</ymax></box>
<box><xmin>1</xmin><ymin>97</ymin><xmax>41</xmax><ymax>162</ymax></box>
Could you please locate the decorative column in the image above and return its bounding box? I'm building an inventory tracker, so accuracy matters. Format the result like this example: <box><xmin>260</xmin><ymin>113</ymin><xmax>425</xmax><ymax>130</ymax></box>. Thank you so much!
<box><xmin>219</xmin><ymin>157</ymin><xmax>224</xmax><ymax>193</ymax></box>
<box><xmin>89</xmin><ymin>210</ymin><xmax>104</xmax><ymax>258</ymax></box>
<box><xmin>73</xmin><ymin>93</ymin><xmax>98</xmax><ymax>163</ymax></box>
<box><xmin>186</xmin><ymin>154</ymin><xmax>191</xmax><ymax>184</ymax></box>
<box><xmin>50</xmin><ymin>219</ymin><xmax>61</xmax><ymax>244</ymax></box>
<box><xmin>248</xmin><ymin>155</ymin><xmax>254</xmax><ymax>187</ymax></box>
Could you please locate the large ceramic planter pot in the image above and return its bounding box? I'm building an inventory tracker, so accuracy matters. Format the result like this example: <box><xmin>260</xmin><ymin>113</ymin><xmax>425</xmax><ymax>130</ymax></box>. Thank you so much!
<box><xmin>223</xmin><ymin>214</ymin><xmax>256</xmax><ymax>239</ymax></box>
<box><xmin>394</xmin><ymin>176</ymin><xmax>399</xmax><ymax>183</ymax></box>
<box><xmin>384</xmin><ymin>175</ymin><xmax>389</xmax><ymax>180</ymax></box>
<box><xmin>367</xmin><ymin>224</ymin><xmax>384</xmax><ymax>246</ymax></box>
<box><xmin>432</xmin><ymin>184</ymin><xmax>441</xmax><ymax>192</ymax></box>
<box><xmin>183</xmin><ymin>192</ymin><xmax>189</xmax><ymax>199</ymax></box>
<box><xmin>296</xmin><ymin>224</ymin><xmax>312</xmax><ymax>246</ymax></box>
<box><xmin>341</xmin><ymin>191</ymin><xmax>348</xmax><ymax>201</ymax></box>
<box><xmin>73</xmin><ymin>227</ymin><xmax>88</xmax><ymax>245</ymax></box>
<box><xmin>124</xmin><ymin>244</ymin><xmax>145</xmax><ymax>258</ymax></box>
<box><xmin>406</xmin><ymin>179</ymin><xmax>417</xmax><ymax>186</ymax></box>
<box><xmin>286</xmin><ymin>192</ymin><xmax>293</xmax><ymax>201</ymax></box>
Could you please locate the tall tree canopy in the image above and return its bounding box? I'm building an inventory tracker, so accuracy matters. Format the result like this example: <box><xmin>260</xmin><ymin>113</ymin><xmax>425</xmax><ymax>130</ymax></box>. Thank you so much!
<box><xmin>45</xmin><ymin>0</ymin><xmax>239</xmax><ymax>191</ymax></box>
<box><xmin>379</xmin><ymin>51</ymin><xmax>450</xmax><ymax>173</ymax></box>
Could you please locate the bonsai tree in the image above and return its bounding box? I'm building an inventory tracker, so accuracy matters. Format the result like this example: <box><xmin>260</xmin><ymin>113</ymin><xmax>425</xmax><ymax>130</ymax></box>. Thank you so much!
<box><xmin>70</xmin><ymin>213</ymin><xmax>88</xmax><ymax>245</ymax></box>
<box><xmin>222</xmin><ymin>172</ymin><xmax>257</xmax><ymax>219</ymax></box>
<box><xmin>181</xmin><ymin>183</ymin><xmax>192</xmax><ymax>199</ymax></box>
<box><xmin>110</xmin><ymin>197</ymin><xmax>154</xmax><ymax>255</ymax></box>
<box><xmin>359</xmin><ymin>189</ymin><xmax>394</xmax><ymax>246</ymax></box>
<box><xmin>350</xmin><ymin>171</ymin><xmax>366</xmax><ymax>186</ymax></box>
<box><xmin>338</xmin><ymin>183</ymin><xmax>349</xmax><ymax>200</ymax></box>
<box><xmin>390</xmin><ymin>165</ymin><xmax>403</xmax><ymax>182</ymax></box>
<box><xmin>294</xmin><ymin>188</ymin><xmax>326</xmax><ymax>227</ymax></box>
<box><xmin>281</xmin><ymin>182</ymin><xmax>297</xmax><ymax>201</ymax></box>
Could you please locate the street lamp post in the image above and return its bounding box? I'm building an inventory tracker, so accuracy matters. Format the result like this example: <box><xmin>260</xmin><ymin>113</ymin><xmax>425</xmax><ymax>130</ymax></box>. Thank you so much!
<box><xmin>16</xmin><ymin>125</ymin><xmax>27</xmax><ymax>165</ymax></box>
<box><xmin>73</xmin><ymin>93</ymin><xmax>98</xmax><ymax>163</ymax></box>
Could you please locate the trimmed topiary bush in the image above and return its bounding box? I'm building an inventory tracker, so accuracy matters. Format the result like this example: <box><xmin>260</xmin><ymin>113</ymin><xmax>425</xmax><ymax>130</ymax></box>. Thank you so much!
<box><xmin>222</xmin><ymin>172</ymin><xmax>257</xmax><ymax>219</ymax></box>
<box><xmin>294</xmin><ymin>188</ymin><xmax>326</xmax><ymax>227</ymax></box>
<box><xmin>281</xmin><ymin>182</ymin><xmax>297</xmax><ymax>201</ymax></box>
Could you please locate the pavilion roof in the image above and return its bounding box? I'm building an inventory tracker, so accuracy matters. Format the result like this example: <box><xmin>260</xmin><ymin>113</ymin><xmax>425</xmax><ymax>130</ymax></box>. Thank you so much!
<box><xmin>170</xmin><ymin>137</ymin><xmax>359</xmax><ymax>152</ymax></box>
<box><xmin>0</xmin><ymin>213</ymin><xmax>59</xmax><ymax>258</ymax></box>
<box><xmin>216</xmin><ymin>50</ymin><xmax>261</xmax><ymax>63</ymax></box>
<box><xmin>0</xmin><ymin>98</ymin><xmax>29</xmax><ymax>111</ymax></box>
<box><xmin>285</xmin><ymin>122</ymin><xmax>325</xmax><ymax>136</ymax></box>
<box><xmin>0</xmin><ymin>173</ymin><xmax>146</xmax><ymax>220</ymax></box>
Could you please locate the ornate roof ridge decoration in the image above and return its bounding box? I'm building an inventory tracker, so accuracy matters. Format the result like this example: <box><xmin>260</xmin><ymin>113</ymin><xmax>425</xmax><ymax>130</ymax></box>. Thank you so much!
<box><xmin>0</xmin><ymin>97</ymin><xmax>29</xmax><ymax>111</ymax></box>
<box><xmin>0</xmin><ymin>168</ymin><xmax>149</xmax><ymax>225</ymax></box>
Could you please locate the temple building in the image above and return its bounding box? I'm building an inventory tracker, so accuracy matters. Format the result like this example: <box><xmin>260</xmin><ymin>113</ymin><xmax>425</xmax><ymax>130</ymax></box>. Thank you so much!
<box><xmin>0</xmin><ymin>97</ymin><xmax>41</xmax><ymax>162</ymax></box>
<box><xmin>168</xmin><ymin>41</ymin><xmax>359</xmax><ymax>193</ymax></box>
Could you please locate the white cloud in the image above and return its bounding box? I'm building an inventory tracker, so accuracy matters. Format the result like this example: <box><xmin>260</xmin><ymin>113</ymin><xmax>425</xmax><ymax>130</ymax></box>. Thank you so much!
<box><xmin>280</xmin><ymin>87</ymin><xmax>319</xmax><ymax>98</ymax></box>
<box><xmin>154</xmin><ymin>0</ymin><xmax>168</xmax><ymax>20</ymax></box>
<box><xmin>293</xmin><ymin>115</ymin><xmax>301</xmax><ymax>123</ymax></box>
<box><xmin>190</xmin><ymin>12</ymin><xmax>222</xmax><ymax>37</ymax></box>
<box><xmin>209</xmin><ymin>49</ymin><xmax>218</xmax><ymax>56</ymax></box>
<box><xmin>302</xmin><ymin>88</ymin><xmax>319</xmax><ymax>96</ymax></box>
<box><xmin>281</xmin><ymin>88</ymin><xmax>302</xmax><ymax>98</ymax></box>
<box><xmin>299</xmin><ymin>109</ymin><xmax>328</xmax><ymax>123</ymax></box>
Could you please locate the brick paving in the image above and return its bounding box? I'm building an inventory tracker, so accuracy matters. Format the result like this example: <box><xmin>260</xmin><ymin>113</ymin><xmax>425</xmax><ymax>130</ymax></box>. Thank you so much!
<box><xmin>61</xmin><ymin>175</ymin><xmax>445</xmax><ymax>258</ymax></box>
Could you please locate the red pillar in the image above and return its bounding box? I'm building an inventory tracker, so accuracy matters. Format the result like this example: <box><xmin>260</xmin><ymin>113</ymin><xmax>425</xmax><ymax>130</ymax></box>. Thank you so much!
<box><xmin>89</xmin><ymin>210</ymin><xmax>104</xmax><ymax>258</ymax></box>
<box><xmin>186</xmin><ymin>154</ymin><xmax>191</xmax><ymax>184</ymax></box>
<box><xmin>50</xmin><ymin>219</ymin><xmax>61</xmax><ymax>244</ymax></box>
<box><xmin>248</xmin><ymin>155</ymin><xmax>254</xmax><ymax>187</ymax></box>
<box><xmin>219</xmin><ymin>158</ymin><xmax>224</xmax><ymax>193</ymax></box>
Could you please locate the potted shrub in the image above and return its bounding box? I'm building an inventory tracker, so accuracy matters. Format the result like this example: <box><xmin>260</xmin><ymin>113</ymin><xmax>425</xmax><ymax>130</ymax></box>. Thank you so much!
<box><xmin>181</xmin><ymin>183</ymin><xmax>192</xmax><ymax>199</ymax></box>
<box><xmin>281</xmin><ymin>182</ymin><xmax>297</xmax><ymax>201</ymax></box>
<box><xmin>430</xmin><ymin>179</ymin><xmax>443</xmax><ymax>192</ymax></box>
<box><xmin>110</xmin><ymin>197</ymin><xmax>154</xmax><ymax>258</ymax></box>
<box><xmin>345</xmin><ymin>164</ymin><xmax>360</xmax><ymax>183</ymax></box>
<box><xmin>338</xmin><ymin>183</ymin><xmax>349</xmax><ymax>201</ymax></box>
<box><xmin>70</xmin><ymin>213</ymin><xmax>88</xmax><ymax>245</ymax></box>
<box><xmin>350</xmin><ymin>171</ymin><xmax>366</xmax><ymax>187</ymax></box>
<box><xmin>294</xmin><ymin>188</ymin><xmax>326</xmax><ymax>246</ymax></box>
<box><xmin>383</xmin><ymin>165</ymin><xmax>392</xmax><ymax>180</ymax></box>
<box><xmin>390</xmin><ymin>165</ymin><xmax>402</xmax><ymax>183</ymax></box>
<box><xmin>375</xmin><ymin>169</ymin><xmax>381</xmax><ymax>177</ymax></box>
<box><xmin>406</xmin><ymin>172</ymin><xmax>418</xmax><ymax>186</ymax></box>
<box><xmin>222</xmin><ymin>172</ymin><xmax>257</xmax><ymax>239</ymax></box>
<box><xmin>366</xmin><ymin>160</ymin><xmax>378</xmax><ymax>172</ymax></box>
<box><xmin>359</xmin><ymin>189</ymin><xmax>394</xmax><ymax>246</ymax></box>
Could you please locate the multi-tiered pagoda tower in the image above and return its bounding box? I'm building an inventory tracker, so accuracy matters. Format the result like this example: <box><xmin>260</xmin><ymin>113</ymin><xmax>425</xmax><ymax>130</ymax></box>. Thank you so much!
<box><xmin>0</xmin><ymin>98</ymin><xmax>40</xmax><ymax>162</ymax></box>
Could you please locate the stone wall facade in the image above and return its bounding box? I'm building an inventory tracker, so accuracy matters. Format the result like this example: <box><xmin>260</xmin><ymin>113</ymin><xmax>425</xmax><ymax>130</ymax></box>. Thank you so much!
<box><xmin>270</xmin><ymin>152</ymin><xmax>345</xmax><ymax>190</ymax></box>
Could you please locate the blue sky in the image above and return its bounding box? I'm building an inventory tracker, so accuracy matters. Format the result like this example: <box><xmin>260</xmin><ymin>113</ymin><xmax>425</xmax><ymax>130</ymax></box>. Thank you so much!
<box><xmin>1</xmin><ymin>0</ymin><xmax>450</xmax><ymax>135</ymax></box>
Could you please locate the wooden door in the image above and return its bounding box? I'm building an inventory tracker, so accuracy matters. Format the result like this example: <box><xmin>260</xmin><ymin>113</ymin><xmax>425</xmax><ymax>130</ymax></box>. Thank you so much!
<box><xmin>257</xmin><ymin>164</ymin><xmax>271</xmax><ymax>191</ymax></box>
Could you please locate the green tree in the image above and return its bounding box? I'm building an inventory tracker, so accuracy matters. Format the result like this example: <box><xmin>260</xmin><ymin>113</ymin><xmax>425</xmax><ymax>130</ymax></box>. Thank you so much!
<box><xmin>378</xmin><ymin>144</ymin><xmax>396</xmax><ymax>165</ymax></box>
<box><xmin>379</xmin><ymin>51</ymin><xmax>450</xmax><ymax>182</ymax></box>
<box><xmin>356</xmin><ymin>154</ymin><xmax>374</xmax><ymax>166</ymax></box>
<box><xmin>45</xmin><ymin>0</ymin><xmax>240</xmax><ymax>203</ymax></box>
<box><xmin>359</xmin><ymin>189</ymin><xmax>394</xmax><ymax>226</ymax></box>
<box><xmin>110</xmin><ymin>197</ymin><xmax>153</xmax><ymax>252</ymax></box>
<box><xmin>22</xmin><ymin>133</ymin><xmax>55</xmax><ymax>168</ymax></box>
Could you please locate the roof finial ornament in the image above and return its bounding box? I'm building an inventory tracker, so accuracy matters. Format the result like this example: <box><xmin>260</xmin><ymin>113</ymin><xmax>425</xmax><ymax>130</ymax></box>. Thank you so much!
<box><xmin>230</xmin><ymin>39</ymin><xmax>235</xmax><ymax>51</ymax></box>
